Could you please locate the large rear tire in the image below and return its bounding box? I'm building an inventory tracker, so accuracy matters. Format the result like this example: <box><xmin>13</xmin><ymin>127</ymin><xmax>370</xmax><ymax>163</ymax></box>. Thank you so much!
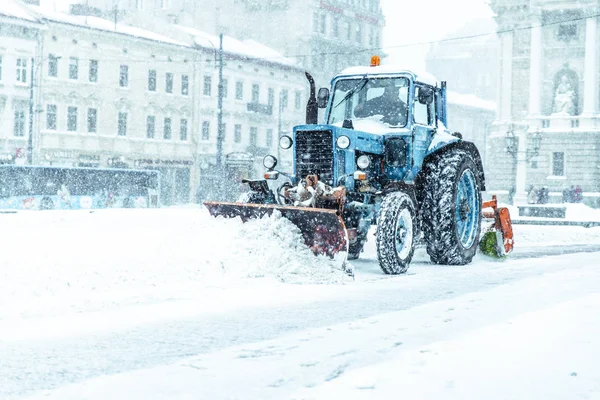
<box><xmin>421</xmin><ymin>150</ymin><xmax>482</xmax><ymax>265</ymax></box>
<box><xmin>376</xmin><ymin>192</ymin><xmax>416</xmax><ymax>274</ymax></box>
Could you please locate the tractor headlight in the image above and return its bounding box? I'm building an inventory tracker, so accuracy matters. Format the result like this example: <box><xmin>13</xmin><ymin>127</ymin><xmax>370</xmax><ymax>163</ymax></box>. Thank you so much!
<box><xmin>356</xmin><ymin>155</ymin><xmax>371</xmax><ymax>170</ymax></box>
<box><xmin>263</xmin><ymin>155</ymin><xmax>278</xmax><ymax>170</ymax></box>
<box><xmin>336</xmin><ymin>135</ymin><xmax>350</xmax><ymax>149</ymax></box>
<box><xmin>279</xmin><ymin>135</ymin><xmax>293</xmax><ymax>149</ymax></box>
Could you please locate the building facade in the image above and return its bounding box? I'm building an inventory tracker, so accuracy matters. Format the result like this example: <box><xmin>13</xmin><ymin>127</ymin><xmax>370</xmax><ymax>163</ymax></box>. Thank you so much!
<box><xmin>0</xmin><ymin>1</ymin><xmax>308</xmax><ymax>205</ymax></box>
<box><xmin>425</xmin><ymin>18</ymin><xmax>499</xmax><ymax>102</ymax></box>
<box><xmin>488</xmin><ymin>0</ymin><xmax>600</xmax><ymax>206</ymax></box>
<box><xmin>31</xmin><ymin>8</ymin><xmax>199</xmax><ymax>205</ymax></box>
<box><xmin>74</xmin><ymin>0</ymin><xmax>386</xmax><ymax>89</ymax></box>
<box><xmin>0</xmin><ymin>1</ymin><xmax>42</xmax><ymax>165</ymax></box>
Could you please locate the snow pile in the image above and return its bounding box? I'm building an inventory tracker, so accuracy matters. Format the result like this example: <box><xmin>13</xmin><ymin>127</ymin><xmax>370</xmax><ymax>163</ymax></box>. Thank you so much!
<box><xmin>232</xmin><ymin>210</ymin><xmax>351</xmax><ymax>284</ymax></box>
<box><xmin>0</xmin><ymin>0</ymin><xmax>38</xmax><ymax>21</ymax></box>
<box><xmin>564</xmin><ymin>202</ymin><xmax>600</xmax><ymax>221</ymax></box>
<box><xmin>0</xmin><ymin>208</ymin><xmax>351</xmax><ymax>320</ymax></box>
<box><xmin>510</xmin><ymin>224</ymin><xmax>600</xmax><ymax>247</ymax></box>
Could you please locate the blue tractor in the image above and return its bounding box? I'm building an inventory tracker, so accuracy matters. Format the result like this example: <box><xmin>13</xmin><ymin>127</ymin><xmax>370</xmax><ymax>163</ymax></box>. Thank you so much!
<box><xmin>205</xmin><ymin>58</ymin><xmax>511</xmax><ymax>274</ymax></box>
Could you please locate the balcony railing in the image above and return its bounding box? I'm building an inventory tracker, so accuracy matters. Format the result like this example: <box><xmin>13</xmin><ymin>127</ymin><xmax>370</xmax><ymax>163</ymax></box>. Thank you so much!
<box><xmin>247</xmin><ymin>102</ymin><xmax>273</xmax><ymax>116</ymax></box>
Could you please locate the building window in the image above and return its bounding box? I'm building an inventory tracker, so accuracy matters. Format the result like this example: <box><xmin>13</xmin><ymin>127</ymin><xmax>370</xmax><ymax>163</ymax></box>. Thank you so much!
<box><xmin>13</xmin><ymin>110</ymin><xmax>25</xmax><ymax>137</ymax></box>
<box><xmin>46</xmin><ymin>104</ymin><xmax>57</xmax><ymax>130</ymax></box>
<box><xmin>345</xmin><ymin>21</ymin><xmax>352</xmax><ymax>41</ymax></box>
<box><xmin>313</xmin><ymin>12</ymin><xmax>319</xmax><ymax>32</ymax></box>
<box><xmin>202</xmin><ymin>121</ymin><xmax>210</xmax><ymax>140</ymax></box>
<box><xmin>146</xmin><ymin>115</ymin><xmax>155</xmax><ymax>138</ymax></box>
<box><xmin>266</xmin><ymin>128</ymin><xmax>273</xmax><ymax>147</ymax></box>
<box><xmin>48</xmin><ymin>55</ymin><xmax>58</xmax><ymax>78</ymax></box>
<box><xmin>552</xmin><ymin>152</ymin><xmax>565</xmax><ymax>176</ymax></box>
<box><xmin>0</xmin><ymin>55</ymin><xmax>3</xmax><ymax>81</ymax></box>
<box><xmin>87</xmin><ymin>108</ymin><xmax>96</xmax><ymax>133</ymax></box>
<box><xmin>119</xmin><ymin>65</ymin><xmax>128</xmax><ymax>87</ymax></box>
<box><xmin>234</xmin><ymin>124</ymin><xmax>241</xmax><ymax>143</ymax></box>
<box><xmin>320</xmin><ymin>13</ymin><xmax>326</xmax><ymax>34</ymax></box>
<box><xmin>252</xmin><ymin>84</ymin><xmax>260</xmax><ymax>103</ymax></box>
<box><xmin>148</xmin><ymin>70</ymin><xmax>157</xmax><ymax>91</ymax></box>
<box><xmin>180</xmin><ymin>118</ymin><xmax>188</xmax><ymax>141</ymax></box>
<box><xmin>557</xmin><ymin>24</ymin><xmax>577</xmax><ymax>42</ymax></box>
<box><xmin>67</xmin><ymin>107</ymin><xmax>78</xmax><ymax>131</ymax></box>
<box><xmin>280</xmin><ymin>89</ymin><xmax>288</xmax><ymax>109</ymax></box>
<box><xmin>165</xmin><ymin>72</ymin><xmax>173</xmax><ymax>93</ymax></box>
<box><xmin>16</xmin><ymin>58</ymin><xmax>27</xmax><ymax>83</ymax></box>
<box><xmin>236</xmin><ymin>81</ymin><xmax>243</xmax><ymax>100</ymax></box>
<box><xmin>268</xmin><ymin>88</ymin><xmax>274</xmax><ymax>106</ymax></box>
<box><xmin>118</xmin><ymin>112</ymin><xmax>127</xmax><ymax>136</ymax></box>
<box><xmin>181</xmin><ymin>74</ymin><xmax>189</xmax><ymax>95</ymax></box>
<box><xmin>164</xmin><ymin>117</ymin><xmax>172</xmax><ymax>139</ymax></box>
<box><xmin>203</xmin><ymin>76</ymin><xmax>212</xmax><ymax>96</ymax></box>
<box><xmin>250</xmin><ymin>127</ymin><xmax>258</xmax><ymax>146</ymax></box>
<box><xmin>221</xmin><ymin>78</ymin><xmax>228</xmax><ymax>98</ymax></box>
<box><xmin>333</xmin><ymin>16</ymin><xmax>339</xmax><ymax>37</ymax></box>
<box><xmin>161</xmin><ymin>0</ymin><xmax>170</xmax><ymax>8</ymax></box>
<box><xmin>89</xmin><ymin>60</ymin><xmax>98</xmax><ymax>83</ymax></box>
<box><xmin>356</xmin><ymin>23</ymin><xmax>362</xmax><ymax>44</ymax></box>
<box><xmin>69</xmin><ymin>57</ymin><xmax>78</xmax><ymax>80</ymax></box>
<box><xmin>136</xmin><ymin>0</ymin><xmax>144</xmax><ymax>9</ymax></box>
<box><xmin>295</xmin><ymin>91</ymin><xmax>301</xmax><ymax>109</ymax></box>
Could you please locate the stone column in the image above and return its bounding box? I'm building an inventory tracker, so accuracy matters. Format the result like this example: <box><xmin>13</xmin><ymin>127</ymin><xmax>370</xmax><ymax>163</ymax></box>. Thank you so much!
<box><xmin>513</xmin><ymin>131</ymin><xmax>529</xmax><ymax>205</ymax></box>
<box><xmin>528</xmin><ymin>19</ymin><xmax>542</xmax><ymax>116</ymax></box>
<box><xmin>500</xmin><ymin>29</ymin><xmax>514</xmax><ymax>122</ymax></box>
<box><xmin>582</xmin><ymin>15</ymin><xmax>598</xmax><ymax>116</ymax></box>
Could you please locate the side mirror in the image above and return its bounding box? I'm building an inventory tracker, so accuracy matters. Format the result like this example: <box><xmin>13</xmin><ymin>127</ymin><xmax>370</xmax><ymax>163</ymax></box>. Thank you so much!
<box><xmin>317</xmin><ymin>88</ymin><xmax>329</xmax><ymax>109</ymax></box>
<box><xmin>418</xmin><ymin>87</ymin><xmax>434</xmax><ymax>105</ymax></box>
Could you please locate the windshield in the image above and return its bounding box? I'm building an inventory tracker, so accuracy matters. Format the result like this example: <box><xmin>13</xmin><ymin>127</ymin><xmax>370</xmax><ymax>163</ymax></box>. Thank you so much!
<box><xmin>327</xmin><ymin>76</ymin><xmax>410</xmax><ymax>127</ymax></box>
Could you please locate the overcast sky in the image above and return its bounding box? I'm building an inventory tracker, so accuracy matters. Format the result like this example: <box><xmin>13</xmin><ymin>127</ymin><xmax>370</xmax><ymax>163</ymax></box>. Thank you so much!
<box><xmin>49</xmin><ymin>0</ymin><xmax>495</xmax><ymax>70</ymax></box>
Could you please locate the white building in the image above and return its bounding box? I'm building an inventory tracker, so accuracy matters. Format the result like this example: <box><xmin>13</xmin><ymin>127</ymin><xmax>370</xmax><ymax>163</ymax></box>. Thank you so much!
<box><xmin>0</xmin><ymin>0</ymin><xmax>42</xmax><ymax>165</ymax></box>
<box><xmin>28</xmin><ymin>6</ymin><xmax>200</xmax><ymax>205</ymax></box>
<box><xmin>71</xmin><ymin>0</ymin><xmax>386</xmax><ymax>89</ymax></box>
<box><xmin>169</xmin><ymin>26</ymin><xmax>307</xmax><ymax>180</ymax></box>
<box><xmin>488</xmin><ymin>0</ymin><xmax>600</xmax><ymax>206</ymax></box>
<box><xmin>0</xmin><ymin>1</ymin><xmax>309</xmax><ymax>205</ymax></box>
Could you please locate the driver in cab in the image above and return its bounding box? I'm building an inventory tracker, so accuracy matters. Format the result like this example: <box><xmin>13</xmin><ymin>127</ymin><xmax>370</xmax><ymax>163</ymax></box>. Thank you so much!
<box><xmin>353</xmin><ymin>81</ymin><xmax>406</xmax><ymax>125</ymax></box>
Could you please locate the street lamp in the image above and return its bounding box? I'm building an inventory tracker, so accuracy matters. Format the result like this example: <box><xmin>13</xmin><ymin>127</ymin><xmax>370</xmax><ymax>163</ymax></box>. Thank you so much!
<box><xmin>504</xmin><ymin>125</ymin><xmax>542</xmax><ymax>162</ymax></box>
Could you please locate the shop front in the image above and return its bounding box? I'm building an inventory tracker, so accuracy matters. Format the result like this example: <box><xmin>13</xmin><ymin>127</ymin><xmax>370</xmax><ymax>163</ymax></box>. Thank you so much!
<box><xmin>134</xmin><ymin>158</ymin><xmax>193</xmax><ymax>206</ymax></box>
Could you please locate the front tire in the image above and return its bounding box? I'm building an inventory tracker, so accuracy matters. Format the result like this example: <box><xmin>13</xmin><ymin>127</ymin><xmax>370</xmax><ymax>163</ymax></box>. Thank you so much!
<box><xmin>421</xmin><ymin>150</ymin><xmax>482</xmax><ymax>265</ymax></box>
<box><xmin>376</xmin><ymin>192</ymin><xmax>416</xmax><ymax>274</ymax></box>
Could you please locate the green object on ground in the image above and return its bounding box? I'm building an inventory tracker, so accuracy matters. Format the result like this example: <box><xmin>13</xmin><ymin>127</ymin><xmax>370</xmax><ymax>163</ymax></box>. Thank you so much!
<box><xmin>479</xmin><ymin>231</ymin><xmax>503</xmax><ymax>258</ymax></box>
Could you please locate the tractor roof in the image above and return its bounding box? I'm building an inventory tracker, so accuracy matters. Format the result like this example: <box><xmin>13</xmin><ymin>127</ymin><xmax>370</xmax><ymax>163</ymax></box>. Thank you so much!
<box><xmin>336</xmin><ymin>65</ymin><xmax>439</xmax><ymax>87</ymax></box>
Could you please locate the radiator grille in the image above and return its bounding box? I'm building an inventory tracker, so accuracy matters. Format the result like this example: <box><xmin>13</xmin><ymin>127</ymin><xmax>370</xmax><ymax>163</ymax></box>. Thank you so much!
<box><xmin>295</xmin><ymin>130</ymin><xmax>334</xmax><ymax>185</ymax></box>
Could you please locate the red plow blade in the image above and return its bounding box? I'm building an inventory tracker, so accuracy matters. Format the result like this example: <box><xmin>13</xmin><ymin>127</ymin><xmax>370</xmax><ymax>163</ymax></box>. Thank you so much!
<box><xmin>204</xmin><ymin>201</ymin><xmax>349</xmax><ymax>260</ymax></box>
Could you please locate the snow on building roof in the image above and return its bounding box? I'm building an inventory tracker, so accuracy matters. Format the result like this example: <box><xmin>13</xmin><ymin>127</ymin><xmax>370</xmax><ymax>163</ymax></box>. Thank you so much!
<box><xmin>337</xmin><ymin>65</ymin><xmax>439</xmax><ymax>86</ymax></box>
<box><xmin>447</xmin><ymin>91</ymin><xmax>496</xmax><ymax>112</ymax></box>
<box><xmin>27</xmin><ymin>5</ymin><xmax>189</xmax><ymax>47</ymax></box>
<box><xmin>173</xmin><ymin>25</ymin><xmax>296</xmax><ymax>67</ymax></box>
<box><xmin>0</xmin><ymin>0</ymin><xmax>39</xmax><ymax>22</ymax></box>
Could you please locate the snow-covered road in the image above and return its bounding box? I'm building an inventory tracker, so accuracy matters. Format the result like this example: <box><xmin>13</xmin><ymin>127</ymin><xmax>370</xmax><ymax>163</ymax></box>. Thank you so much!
<box><xmin>2</xmin><ymin>208</ymin><xmax>600</xmax><ymax>399</ymax></box>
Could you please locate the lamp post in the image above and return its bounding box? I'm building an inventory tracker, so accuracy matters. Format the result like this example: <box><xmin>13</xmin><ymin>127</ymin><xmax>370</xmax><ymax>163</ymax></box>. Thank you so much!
<box><xmin>505</xmin><ymin>125</ymin><xmax>543</xmax><ymax>204</ymax></box>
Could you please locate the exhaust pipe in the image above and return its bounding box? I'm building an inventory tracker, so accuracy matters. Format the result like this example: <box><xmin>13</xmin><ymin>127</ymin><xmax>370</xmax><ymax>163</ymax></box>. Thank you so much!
<box><xmin>305</xmin><ymin>72</ymin><xmax>318</xmax><ymax>125</ymax></box>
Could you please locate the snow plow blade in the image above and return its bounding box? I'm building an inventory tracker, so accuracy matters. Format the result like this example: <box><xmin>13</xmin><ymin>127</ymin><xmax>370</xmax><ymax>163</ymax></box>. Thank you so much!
<box><xmin>480</xmin><ymin>195</ymin><xmax>514</xmax><ymax>258</ymax></box>
<box><xmin>203</xmin><ymin>201</ymin><xmax>349</xmax><ymax>260</ymax></box>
